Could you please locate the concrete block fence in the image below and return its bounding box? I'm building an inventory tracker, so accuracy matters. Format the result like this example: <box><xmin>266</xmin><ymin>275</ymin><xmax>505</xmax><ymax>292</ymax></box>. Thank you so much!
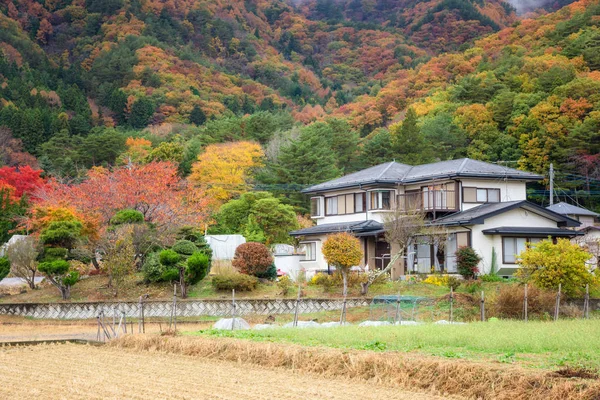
<box><xmin>0</xmin><ymin>298</ymin><xmax>371</xmax><ymax>320</ymax></box>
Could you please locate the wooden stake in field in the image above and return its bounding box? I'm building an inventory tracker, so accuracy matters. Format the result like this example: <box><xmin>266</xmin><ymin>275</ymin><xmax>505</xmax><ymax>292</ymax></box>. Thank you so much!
<box><xmin>554</xmin><ymin>283</ymin><xmax>561</xmax><ymax>322</ymax></box>
<box><xmin>449</xmin><ymin>286</ymin><xmax>454</xmax><ymax>323</ymax></box>
<box><xmin>231</xmin><ymin>289</ymin><xmax>236</xmax><ymax>331</ymax></box>
<box><xmin>480</xmin><ymin>291</ymin><xmax>485</xmax><ymax>322</ymax></box>
<box><xmin>584</xmin><ymin>284</ymin><xmax>590</xmax><ymax>319</ymax></box>
<box><xmin>523</xmin><ymin>284</ymin><xmax>528</xmax><ymax>322</ymax></box>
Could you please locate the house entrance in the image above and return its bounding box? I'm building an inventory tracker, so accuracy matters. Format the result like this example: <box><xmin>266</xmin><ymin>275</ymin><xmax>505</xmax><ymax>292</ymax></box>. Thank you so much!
<box><xmin>374</xmin><ymin>239</ymin><xmax>391</xmax><ymax>271</ymax></box>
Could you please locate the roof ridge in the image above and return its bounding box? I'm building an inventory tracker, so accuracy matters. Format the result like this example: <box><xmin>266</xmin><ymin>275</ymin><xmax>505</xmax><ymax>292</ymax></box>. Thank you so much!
<box><xmin>377</xmin><ymin>161</ymin><xmax>396</xmax><ymax>180</ymax></box>
<box><xmin>457</xmin><ymin>158</ymin><xmax>469</xmax><ymax>173</ymax></box>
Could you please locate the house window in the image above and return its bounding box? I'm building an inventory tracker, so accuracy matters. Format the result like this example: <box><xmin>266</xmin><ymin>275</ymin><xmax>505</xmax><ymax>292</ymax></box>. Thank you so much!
<box><xmin>325</xmin><ymin>196</ymin><xmax>338</xmax><ymax>215</ymax></box>
<box><xmin>463</xmin><ymin>187</ymin><xmax>501</xmax><ymax>203</ymax></box>
<box><xmin>369</xmin><ymin>191</ymin><xmax>392</xmax><ymax>210</ymax></box>
<box><xmin>355</xmin><ymin>193</ymin><xmax>365</xmax><ymax>212</ymax></box>
<box><xmin>502</xmin><ymin>237</ymin><xmax>543</xmax><ymax>264</ymax></box>
<box><xmin>301</xmin><ymin>242</ymin><xmax>316</xmax><ymax>261</ymax></box>
<box><xmin>310</xmin><ymin>198</ymin><xmax>321</xmax><ymax>217</ymax></box>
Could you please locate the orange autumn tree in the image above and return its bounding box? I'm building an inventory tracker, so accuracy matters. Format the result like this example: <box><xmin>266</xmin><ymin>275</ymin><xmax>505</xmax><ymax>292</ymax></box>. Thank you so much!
<box><xmin>190</xmin><ymin>141</ymin><xmax>264</xmax><ymax>208</ymax></box>
<box><xmin>120</xmin><ymin>137</ymin><xmax>153</xmax><ymax>165</ymax></box>
<box><xmin>322</xmin><ymin>232</ymin><xmax>363</xmax><ymax>298</ymax></box>
<box><xmin>33</xmin><ymin>162</ymin><xmax>209</xmax><ymax>231</ymax></box>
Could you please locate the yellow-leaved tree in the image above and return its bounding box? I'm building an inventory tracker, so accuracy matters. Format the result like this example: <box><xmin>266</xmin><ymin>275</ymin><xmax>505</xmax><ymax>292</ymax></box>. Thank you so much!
<box><xmin>516</xmin><ymin>238</ymin><xmax>596</xmax><ymax>297</ymax></box>
<box><xmin>322</xmin><ymin>232</ymin><xmax>363</xmax><ymax>298</ymax></box>
<box><xmin>190</xmin><ymin>141</ymin><xmax>264</xmax><ymax>208</ymax></box>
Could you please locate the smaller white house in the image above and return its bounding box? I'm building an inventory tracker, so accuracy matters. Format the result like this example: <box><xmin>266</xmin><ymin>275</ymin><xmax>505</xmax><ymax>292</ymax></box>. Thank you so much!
<box><xmin>546</xmin><ymin>202</ymin><xmax>598</xmax><ymax>229</ymax></box>
<box><xmin>205</xmin><ymin>235</ymin><xmax>246</xmax><ymax>260</ymax></box>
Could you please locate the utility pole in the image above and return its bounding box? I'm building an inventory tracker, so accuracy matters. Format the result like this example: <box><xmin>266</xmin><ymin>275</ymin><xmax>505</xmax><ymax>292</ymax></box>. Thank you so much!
<box><xmin>549</xmin><ymin>163</ymin><xmax>554</xmax><ymax>206</ymax></box>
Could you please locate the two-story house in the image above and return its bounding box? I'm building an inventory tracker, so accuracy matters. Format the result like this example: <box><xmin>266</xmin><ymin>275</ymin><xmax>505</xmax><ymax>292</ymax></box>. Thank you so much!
<box><xmin>290</xmin><ymin>158</ymin><xmax>581</xmax><ymax>279</ymax></box>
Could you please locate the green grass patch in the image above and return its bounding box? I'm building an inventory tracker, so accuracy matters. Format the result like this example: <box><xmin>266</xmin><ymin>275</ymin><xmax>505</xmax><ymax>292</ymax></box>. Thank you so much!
<box><xmin>190</xmin><ymin>319</ymin><xmax>600</xmax><ymax>371</ymax></box>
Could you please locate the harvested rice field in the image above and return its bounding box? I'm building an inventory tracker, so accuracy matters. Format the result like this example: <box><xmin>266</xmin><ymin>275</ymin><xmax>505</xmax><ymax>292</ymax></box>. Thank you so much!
<box><xmin>0</xmin><ymin>343</ymin><xmax>447</xmax><ymax>400</ymax></box>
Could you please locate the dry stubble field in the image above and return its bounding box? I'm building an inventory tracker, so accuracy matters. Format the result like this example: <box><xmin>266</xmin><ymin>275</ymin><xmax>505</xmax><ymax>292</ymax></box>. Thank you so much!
<box><xmin>0</xmin><ymin>343</ymin><xmax>448</xmax><ymax>400</ymax></box>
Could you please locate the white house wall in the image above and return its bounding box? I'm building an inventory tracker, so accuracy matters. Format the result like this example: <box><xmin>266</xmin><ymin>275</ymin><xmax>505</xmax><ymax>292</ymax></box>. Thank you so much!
<box><xmin>469</xmin><ymin>208</ymin><xmax>559</xmax><ymax>274</ymax></box>
<box><xmin>459</xmin><ymin>179</ymin><xmax>527</xmax><ymax>211</ymax></box>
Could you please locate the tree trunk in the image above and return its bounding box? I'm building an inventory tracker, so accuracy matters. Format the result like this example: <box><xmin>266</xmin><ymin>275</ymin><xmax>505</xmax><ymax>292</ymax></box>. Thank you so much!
<box><xmin>91</xmin><ymin>256</ymin><xmax>100</xmax><ymax>271</ymax></box>
<box><xmin>179</xmin><ymin>268</ymin><xmax>187</xmax><ymax>299</ymax></box>
<box><xmin>60</xmin><ymin>285</ymin><xmax>70</xmax><ymax>300</ymax></box>
<box><xmin>361</xmin><ymin>252</ymin><xmax>403</xmax><ymax>296</ymax></box>
<box><xmin>27</xmin><ymin>270</ymin><xmax>36</xmax><ymax>290</ymax></box>
<box><xmin>342</xmin><ymin>269</ymin><xmax>348</xmax><ymax>298</ymax></box>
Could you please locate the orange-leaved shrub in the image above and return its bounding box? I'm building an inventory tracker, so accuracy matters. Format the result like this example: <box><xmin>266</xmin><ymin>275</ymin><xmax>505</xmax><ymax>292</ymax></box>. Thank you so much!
<box><xmin>232</xmin><ymin>242</ymin><xmax>273</xmax><ymax>277</ymax></box>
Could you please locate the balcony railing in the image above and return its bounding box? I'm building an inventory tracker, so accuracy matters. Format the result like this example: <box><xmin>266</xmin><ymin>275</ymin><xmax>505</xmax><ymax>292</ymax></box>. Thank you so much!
<box><xmin>396</xmin><ymin>190</ymin><xmax>457</xmax><ymax>212</ymax></box>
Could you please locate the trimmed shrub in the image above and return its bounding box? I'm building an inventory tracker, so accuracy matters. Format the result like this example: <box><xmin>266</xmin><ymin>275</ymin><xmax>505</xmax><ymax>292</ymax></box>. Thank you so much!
<box><xmin>232</xmin><ymin>242</ymin><xmax>273</xmax><ymax>277</ymax></box>
<box><xmin>141</xmin><ymin>252</ymin><xmax>165</xmax><ymax>283</ymax></box>
<box><xmin>456</xmin><ymin>246</ymin><xmax>481</xmax><ymax>279</ymax></box>
<box><xmin>42</xmin><ymin>247</ymin><xmax>68</xmax><ymax>261</ymax></box>
<box><xmin>172</xmin><ymin>240</ymin><xmax>198</xmax><ymax>256</ymax></box>
<box><xmin>159</xmin><ymin>249</ymin><xmax>181</xmax><ymax>266</ymax></box>
<box><xmin>110</xmin><ymin>209</ymin><xmax>144</xmax><ymax>225</ymax></box>
<box><xmin>186</xmin><ymin>252</ymin><xmax>210</xmax><ymax>285</ymax></box>
<box><xmin>480</xmin><ymin>274</ymin><xmax>504</xmax><ymax>282</ymax></box>
<box><xmin>211</xmin><ymin>273</ymin><xmax>258</xmax><ymax>292</ymax></box>
<box><xmin>255</xmin><ymin>263</ymin><xmax>277</xmax><ymax>280</ymax></box>
<box><xmin>0</xmin><ymin>257</ymin><xmax>10</xmax><ymax>281</ymax></box>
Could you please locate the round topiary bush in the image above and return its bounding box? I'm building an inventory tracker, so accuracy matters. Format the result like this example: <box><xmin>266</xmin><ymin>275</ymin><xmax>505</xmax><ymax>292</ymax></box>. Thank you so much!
<box><xmin>159</xmin><ymin>249</ymin><xmax>181</xmax><ymax>266</ymax></box>
<box><xmin>232</xmin><ymin>242</ymin><xmax>274</xmax><ymax>278</ymax></box>
<box><xmin>110</xmin><ymin>209</ymin><xmax>144</xmax><ymax>225</ymax></box>
<box><xmin>142</xmin><ymin>252</ymin><xmax>165</xmax><ymax>283</ymax></box>
<box><xmin>186</xmin><ymin>252</ymin><xmax>210</xmax><ymax>285</ymax></box>
<box><xmin>171</xmin><ymin>240</ymin><xmax>198</xmax><ymax>256</ymax></box>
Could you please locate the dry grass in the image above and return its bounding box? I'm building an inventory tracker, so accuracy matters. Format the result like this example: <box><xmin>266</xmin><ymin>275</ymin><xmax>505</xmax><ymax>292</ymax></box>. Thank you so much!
<box><xmin>0</xmin><ymin>343</ymin><xmax>445</xmax><ymax>400</ymax></box>
<box><xmin>110</xmin><ymin>335</ymin><xmax>600</xmax><ymax>400</ymax></box>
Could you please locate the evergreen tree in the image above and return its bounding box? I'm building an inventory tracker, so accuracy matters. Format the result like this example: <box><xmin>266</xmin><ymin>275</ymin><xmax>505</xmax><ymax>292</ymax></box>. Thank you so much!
<box><xmin>359</xmin><ymin>129</ymin><xmax>394</xmax><ymax>168</ymax></box>
<box><xmin>129</xmin><ymin>98</ymin><xmax>155</xmax><ymax>129</ymax></box>
<box><xmin>189</xmin><ymin>104</ymin><xmax>207</xmax><ymax>126</ymax></box>
<box><xmin>391</xmin><ymin>108</ymin><xmax>434</xmax><ymax>165</ymax></box>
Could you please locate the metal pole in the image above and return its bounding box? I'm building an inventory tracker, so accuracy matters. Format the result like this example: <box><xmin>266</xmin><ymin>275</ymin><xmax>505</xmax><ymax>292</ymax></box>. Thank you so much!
<box><xmin>231</xmin><ymin>289</ymin><xmax>236</xmax><ymax>331</ymax></box>
<box><xmin>394</xmin><ymin>290</ymin><xmax>402</xmax><ymax>324</ymax></box>
<box><xmin>524</xmin><ymin>284</ymin><xmax>528</xmax><ymax>322</ymax></box>
<box><xmin>294</xmin><ymin>279</ymin><xmax>301</xmax><ymax>327</ymax></box>
<box><xmin>549</xmin><ymin>163</ymin><xmax>554</xmax><ymax>206</ymax></box>
<box><xmin>480</xmin><ymin>291</ymin><xmax>485</xmax><ymax>322</ymax></box>
<box><xmin>173</xmin><ymin>284</ymin><xmax>177</xmax><ymax>333</ymax></box>
<box><xmin>554</xmin><ymin>283</ymin><xmax>561</xmax><ymax>322</ymax></box>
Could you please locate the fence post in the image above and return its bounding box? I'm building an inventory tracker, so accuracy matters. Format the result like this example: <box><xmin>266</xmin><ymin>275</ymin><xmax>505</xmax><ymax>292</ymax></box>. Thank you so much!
<box><xmin>524</xmin><ymin>284</ymin><xmax>528</xmax><ymax>322</ymax></box>
<box><xmin>480</xmin><ymin>291</ymin><xmax>485</xmax><ymax>322</ymax></box>
<box><xmin>293</xmin><ymin>280</ymin><xmax>301</xmax><ymax>327</ymax></box>
<box><xmin>449</xmin><ymin>286</ymin><xmax>454</xmax><ymax>323</ymax></box>
<box><xmin>584</xmin><ymin>283</ymin><xmax>590</xmax><ymax>320</ymax></box>
<box><xmin>173</xmin><ymin>284</ymin><xmax>177</xmax><ymax>333</ymax></box>
<box><xmin>554</xmin><ymin>283</ymin><xmax>561</xmax><ymax>322</ymax></box>
<box><xmin>138</xmin><ymin>296</ymin><xmax>145</xmax><ymax>333</ymax></box>
<box><xmin>394</xmin><ymin>289</ymin><xmax>402</xmax><ymax>324</ymax></box>
<box><xmin>231</xmin><ymin>289</ymin><xmax>236</xmax><ymax>331</ymax></box>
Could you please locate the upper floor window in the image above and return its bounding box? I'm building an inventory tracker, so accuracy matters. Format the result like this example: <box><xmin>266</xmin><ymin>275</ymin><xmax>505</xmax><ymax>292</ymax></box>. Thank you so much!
<box><xmin>354</xmin><ymin>193</ymin><xmax>366</xmax><ymax>213</ymax></box>
<box><xmin>463</xmin><ymin>187</ymin><xmax>500</xmax><ymax>203</ymax></box>
<box><xmin>369</xmin><ymin>190</ymin><xmax>392</xmax><ymax>210</ymax></box>
<box><xmin>322</xmin><ymin>193</ymin><xmax>366</xmax><ymax>216</ymax></box>
<box><xmin>310</xmin><ymin>198</ymin><xmax>322</xmax><ymax>217</ymax></box>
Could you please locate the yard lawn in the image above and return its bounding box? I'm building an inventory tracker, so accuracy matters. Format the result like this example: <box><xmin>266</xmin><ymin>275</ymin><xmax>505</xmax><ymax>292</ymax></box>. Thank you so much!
<box><xmin>192</xmin><ymin>319</ymin><xmax>600</xmax><ymax>373</ymax></box>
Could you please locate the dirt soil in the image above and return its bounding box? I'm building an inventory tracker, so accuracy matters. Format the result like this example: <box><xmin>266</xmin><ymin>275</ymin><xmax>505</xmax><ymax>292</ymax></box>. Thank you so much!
<box><xmin>0</xmin><ymin>343</ymin><xmax>451</xmax><ymax>400</ymax></box>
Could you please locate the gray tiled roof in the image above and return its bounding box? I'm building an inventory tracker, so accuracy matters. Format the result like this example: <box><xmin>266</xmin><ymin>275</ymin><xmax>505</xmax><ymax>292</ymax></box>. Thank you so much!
<box><xmin>303</xmin><ymin>158</ymin><xmax>542</xmax><ymax>193</ymax></box>
<box><xmin>289</xmin><ymin>220</ymin><xmax>383</xmax><ymax>236</ymax></box>
<box><xmin>546</xmin><ymin>202</ymin><xmax>599</xmax><ymax>217</ymax></box>
<box><xmin>481</xmin><ymin>226</ymin><xmax>582</xmax><ymax>236</ymax></box>
<box><xmin>432</xmin><ymin>200</ymin><xmax>580</xmax><ymax>227</ymax></box>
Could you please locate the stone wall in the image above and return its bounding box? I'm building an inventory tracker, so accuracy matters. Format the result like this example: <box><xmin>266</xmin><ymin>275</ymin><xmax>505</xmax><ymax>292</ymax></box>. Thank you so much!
<box><xmin>0</xmin><ymin>298</ymin><xmax>371</xmax><ymax>320</ymax></box>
